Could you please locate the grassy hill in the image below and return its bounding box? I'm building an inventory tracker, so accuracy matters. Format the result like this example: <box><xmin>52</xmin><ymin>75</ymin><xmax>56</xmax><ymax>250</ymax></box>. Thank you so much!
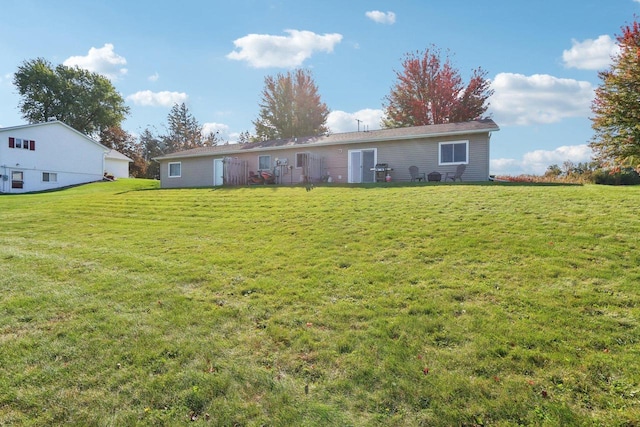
<box><xmin>1</xmin><ymin>179</ymin><xmax>639</xmax><ymax>426</ymax></box>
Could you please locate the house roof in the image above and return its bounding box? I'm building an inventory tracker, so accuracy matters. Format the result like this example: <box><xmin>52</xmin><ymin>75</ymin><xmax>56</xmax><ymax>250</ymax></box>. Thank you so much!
<box><xmin>0</xmin><ymin>120</ymin><xmax>109</xmax><ymax>152</ymax></box>
<box><xmin>154</xmin><ymin>119</ymin><xmax>499</xmax><ymax>161</ymax></box>
<box><xmin>105</xmin><ymin>149</ymin><xmax>133</xmax><ymax>162</ymax></box>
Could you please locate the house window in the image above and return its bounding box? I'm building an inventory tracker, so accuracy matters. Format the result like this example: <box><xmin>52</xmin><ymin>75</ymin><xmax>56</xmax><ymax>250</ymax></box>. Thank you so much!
<box><xmin>258</xmin><ymin>155</ymin><xmax>271</xmax><ymax>171</ymax></box>
<box><xmin>42</xmin><ymin>172</ymin><xmax>57</xmax><ymax>182</ymax></box>
<box><xmin>8</xmin><ymin>137</ymin><xmax>35</xmax><ymax>150</ymax></box>
<box><xmin>168</xmin><ymin>162</ymin><xmax>181</xmax><ymax>178</ymax></box>
<box><xmin>439</xmin><ymin>141</ymin><xmax>468</xmax><ymax>165</ymax></box>
<box><xmin>295</xmin><ymin>152</ymin><xmax>307</xmax><ymax>169</ymax></box>
<box><xmin>11</xmin><ymin>171</ymin><xmax>24</xmax><ymax>189</ymax></box>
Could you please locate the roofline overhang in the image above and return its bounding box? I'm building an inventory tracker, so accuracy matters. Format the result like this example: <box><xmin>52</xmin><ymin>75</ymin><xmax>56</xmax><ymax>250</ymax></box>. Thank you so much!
<box><xmin>153</xmin><ymin>124</ymin><xmax>499</xmax><ymax>162</ymax></box>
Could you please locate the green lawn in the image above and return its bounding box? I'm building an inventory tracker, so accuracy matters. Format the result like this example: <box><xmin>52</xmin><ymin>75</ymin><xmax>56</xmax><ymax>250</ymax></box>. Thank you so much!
<box><xmin>1</xmin><ymin>179</ymin><xmax>639</xmax><ymax>426</ymax></box>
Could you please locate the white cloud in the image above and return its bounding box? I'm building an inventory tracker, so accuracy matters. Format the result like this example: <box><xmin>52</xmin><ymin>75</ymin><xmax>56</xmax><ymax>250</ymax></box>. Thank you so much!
<box><xmin>562</xmin><ymin>35</ymin><xmax>619</xmax><ymax>70</ymax></box>
<box><xmin>126</xmin><ymin>90</ymin><xmax>188</xmax><ymax>107</ymax></box>
<box><xmin>327</xmin><ymin>109</ymin><xmax>384</xmax><ymax>133</ymax></box>
<box><xmin>63</xmin><ymin>43</ymin><xmax>127</xmax><ymax>80</ymax></box>
<box><xmin>489</xmin><ymin>73</ymin><xmax>594</xmax><ymax>126</ymax></box>
<box><xmin>227</xmin><ymin>29</ymin><xmax>343</xmax><ymax>68</ymax></box>
<box><xmin>365</xmin><ymin>10</ymin><xmax>396</xmax><ymax>25</ymax></box>
<box><xmin>148</xmin><ymin>72</ymin><xmax>160</xmax><ymax>82</ymax></box>
<box><xmin>491</xmin><ymin>144</ymin><xmax>593</xmax><ymax>175</ymax></box>
<box><xmin>202</xmin><ymin>122</ymin><xmax>230</xmax><ymax>141</ymax></box>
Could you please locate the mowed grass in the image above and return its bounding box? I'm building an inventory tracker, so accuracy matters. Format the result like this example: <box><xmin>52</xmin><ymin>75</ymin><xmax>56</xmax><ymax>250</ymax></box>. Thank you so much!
<box><xmin>1</xmin><ymin>179</ymin><xmax>639</xmax><ymax>426</ymax></box>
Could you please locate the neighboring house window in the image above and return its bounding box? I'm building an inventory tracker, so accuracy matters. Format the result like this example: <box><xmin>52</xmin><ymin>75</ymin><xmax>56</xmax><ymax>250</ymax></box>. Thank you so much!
<box><xmin>8</xmin><ymin>137</ymin><xmax>35</xmax><ymax>150</ymax></box>
<box><xmin>168</xmin><ymin>162</ymin><xmax>181</xmax><ymax>178</ymax></box>
<box><xmin>258</xmin><ymin>155</ymin><xmax>271</xmax><ymax>170</ymax></box>
<box><xmin>295</xmin><ymin>152</ymin><xmax>307</xmax><ymax>169</ymax></box>
<box><xmin>42</xmin><ymin>172</ymin><xmax>57</xmax><ymax>182</ymax></box>
<box><xmin>11</xmin><ymin>171</ymin><xmax>24</xmax><ymax>189</ymax></box>
<box><xmin>439</xmin><ymin>141</ymin><xmax>468</xmax><ymax>165</ymax></box>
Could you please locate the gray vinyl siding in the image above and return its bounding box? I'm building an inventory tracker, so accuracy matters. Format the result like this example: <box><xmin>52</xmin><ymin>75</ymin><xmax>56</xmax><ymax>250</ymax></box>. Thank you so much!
<box><xmin>156</xmin><ymin>128</ymin><xmax>494</xmax><ymax>187</ymax></box>
<box><xmin>160</xmin><ymin>157</ymin><xmax>214</xmax><ymax>188</ymax></box>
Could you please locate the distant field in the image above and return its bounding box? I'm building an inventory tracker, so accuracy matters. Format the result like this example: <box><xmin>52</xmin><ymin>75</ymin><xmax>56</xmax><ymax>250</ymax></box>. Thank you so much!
<box><xmin>1</xmin><ymin>179</ymin><xmax>639</xmax><ymax>426</ymax></box>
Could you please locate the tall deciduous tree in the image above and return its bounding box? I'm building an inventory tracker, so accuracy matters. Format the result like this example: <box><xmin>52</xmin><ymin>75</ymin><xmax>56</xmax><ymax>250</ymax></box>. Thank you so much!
<box><xmin>13</xmin><ymin>58</ymin><xmax>129</xmax><ymax>136</ymax></box>
<box><xmin>382</xmin><ymin>46</ymin><xmax>493</xmax><ymax>128</ymax></box>
<box><xmin>253</xmin><ymin>69</ymin><xmax>329</xmax><ymax>140</ymax></box>
<box><xmin>99</xmin><ymin>127</ymin><xmax>146</xmax><ymax>178</ymax></box>
<box><xmin>590</xmin><ymin>19</ymin><xmax>640</xmax><ymax>170</ymax></box>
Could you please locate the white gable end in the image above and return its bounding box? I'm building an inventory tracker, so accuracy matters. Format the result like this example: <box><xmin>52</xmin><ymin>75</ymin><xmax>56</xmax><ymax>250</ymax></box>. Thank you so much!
<box><xmin>0</xmin><ymin>121</ymin><xmax>108</xmax><ymax>193</ymax></box>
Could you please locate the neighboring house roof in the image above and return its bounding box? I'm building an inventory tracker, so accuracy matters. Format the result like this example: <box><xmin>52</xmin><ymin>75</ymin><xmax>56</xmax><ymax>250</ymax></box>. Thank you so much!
<box><xmin>0</xmin><ymin>120</ymin><xmax>109</xmax><ymax>152</ymax></box>
<box><xmin>154</xmin><ymin>119</ymin><xmax>500</xmax><ymax>161</ymax></box>
<box><xmin>105</xmin><ymin>149</ymin><xmax>133</xmax><ymax>162</ymax></box>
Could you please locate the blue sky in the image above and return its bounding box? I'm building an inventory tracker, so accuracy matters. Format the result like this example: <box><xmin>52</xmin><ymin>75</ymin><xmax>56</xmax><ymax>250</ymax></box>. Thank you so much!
<box><xmin>0</xmin><ymin>0</ymin><xmax>636</xmax><ymax>175</ymax></box>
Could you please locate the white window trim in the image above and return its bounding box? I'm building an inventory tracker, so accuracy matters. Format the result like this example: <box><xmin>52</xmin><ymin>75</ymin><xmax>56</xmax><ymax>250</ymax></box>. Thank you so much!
<box><xmin>42</xmin><ymin>172</ymin><xmax>58</xmax><ymax>183</ymax></box>
<box><xmin>347</xmin><ymin>148</ymin><xmax>377</xmax><ymax>183</ymax></box>
<box><xmin>295</xmin><ymin>152</ymin><xmax>307</xmax><ymax>169</ymax></box>
<box><xmin>438</xmin><ymin>140</ymin><xmax>469</xmax><ymax>166</ymax></box>
<box><xmin>168</xmin><ymin>162</ymin><xmax>182</xmax><ymax>178</ymax></box>
<box><xmin>258</xmin><ymin>155</ymin><xmax>271</xmax><ymax>171</ymax></box>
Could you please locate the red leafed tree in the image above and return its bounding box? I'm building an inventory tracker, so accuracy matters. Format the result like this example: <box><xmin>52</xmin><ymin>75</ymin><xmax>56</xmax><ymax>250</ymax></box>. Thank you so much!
<box><xmin>382</xmin><ymin>46</ymin><xmax>493</xmax><ymax>128</ymax></box>
<box><xmin>590</xmin><ymin>19</ymin><xmax>640</xmax><ymax>170</ymax></box>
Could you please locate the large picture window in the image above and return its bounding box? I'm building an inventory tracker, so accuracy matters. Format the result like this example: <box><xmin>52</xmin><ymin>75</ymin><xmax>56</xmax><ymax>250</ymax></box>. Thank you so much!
<box><xmin>439</xmin><ymin>141</ymin><xmax>468</xmax><ymax>165</ymax></box>
<box><xmin>168</xmin><ymin>162</ymin><xmax>181</xmax><ymax>178</ymax></box>
<box><xmin>258</xmin><ymin>155</ymin><xmax>271</xmax><ymax>171</ymax></box>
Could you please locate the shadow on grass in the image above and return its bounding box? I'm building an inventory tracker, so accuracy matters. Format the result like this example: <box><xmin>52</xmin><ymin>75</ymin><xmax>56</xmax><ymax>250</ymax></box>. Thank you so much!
<box><xmin>4</xmin><ymin>178</ymin><xmax>584</xmax><ymax>197</ymax></box>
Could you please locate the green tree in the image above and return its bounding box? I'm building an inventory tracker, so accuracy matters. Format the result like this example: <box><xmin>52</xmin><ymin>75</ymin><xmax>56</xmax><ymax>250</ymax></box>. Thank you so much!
<box><xmin>13</xmin><ymin>58</ymin><xmax>129</xmax><ymax>136</ymax></box>
<box><xmin>590</xmin><ymin>19</ymin><xmax>640</xmax><ymax>170</ymax></box>
<box><xmin>139</xmin><ymin>128</ymin><xmax>163</xmax><ymax>179</ymax></box>
<box><xmin>545</xmin><ymin>164</ymin><xmax>562</xmax><ymax>177</ymax></box>
<box><xmin>382</xmin><ymin>46</ymin><xmax>493</xmax><ymax>128</ymax></box>
<box><xmin>236</xmin><ymin>130</ymin><xmax>253</xmax><ymax>144</ymax></box>
<box><xmin>253</xmin><ymin>69</ymin><xmax>329</xmax><ymax>140</ymax></box>
<box><xmin>99</xmin><ymin>127</ymin><xmax>146</xmax><ymax>178</ymax></box>
<box><xmin>162</xmin><ymin>103</ymin><xmax>205</xmax><ymax>153</ymax></box>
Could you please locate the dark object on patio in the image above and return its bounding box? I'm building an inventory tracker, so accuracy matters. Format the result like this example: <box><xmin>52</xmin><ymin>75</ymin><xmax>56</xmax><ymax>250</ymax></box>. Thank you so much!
<box><xmin>445</xmin><ymin>164</ymin><xmax>466</xmax><ymax>182</ymax></box>
<box><xmin>409</xmin><ymin>166</ymin><xmax>426</xmax><ymax>182</ymax></box>
<box><xmin>427</xmin><ymin>171</ymin><xmax>442</xmax><ymax>182</ymax></box>
<box><xmin>248</xmin><ymin>170</ymin><xmax>276</xmax><ymax>185</ymax></box>
<box><xmin>373</xmin><ymin>163</ymin><xmax>393</xmax><ymax>182</ymax></box>
<box><xmin>248</xmin><ymin>171</ymin><xmax>263</xmax><ymax>184</ymax></box>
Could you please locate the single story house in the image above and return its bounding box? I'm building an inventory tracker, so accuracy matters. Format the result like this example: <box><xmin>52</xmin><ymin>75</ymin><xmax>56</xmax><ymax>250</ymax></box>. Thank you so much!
<box><xmin>154</xmin><ymin>119</ymin><xmax>499</xmax><ymax>188</ymax></box>
<box><xmin>0</xmin><ymin>120</ymin><xmax>131</xmax><ymax>194</ymax></box>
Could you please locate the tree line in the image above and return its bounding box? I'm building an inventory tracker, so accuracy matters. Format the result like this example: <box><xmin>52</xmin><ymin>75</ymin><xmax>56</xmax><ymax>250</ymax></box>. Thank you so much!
<box><xmin>12</xmin><ymin>16</ymin><xmax>640</xmax><ymax>181</ymax></box>
<box><xmin>11</xmin><ymin>46</ymin><xmax>494</xmax><ymax>178</ymax></box>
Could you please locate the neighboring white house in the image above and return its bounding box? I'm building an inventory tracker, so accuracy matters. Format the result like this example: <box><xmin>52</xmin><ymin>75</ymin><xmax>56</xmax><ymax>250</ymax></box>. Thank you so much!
<box><xmin>105</xmin><ymin>149</ymin><xmax>133</xmax><ymax>179</ymax></box>
<box><xmin>0</xmin><ymin>120</ymin><xmax>129</xmax><ymax>194</ymax></box>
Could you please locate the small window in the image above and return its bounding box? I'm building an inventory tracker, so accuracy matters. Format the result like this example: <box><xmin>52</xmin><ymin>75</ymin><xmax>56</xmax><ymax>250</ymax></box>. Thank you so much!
<box><xmin>439</xmin><ymin>141</ymin><xmax>468</xmax><ymax>165</ymax></box>
<box><xmin>168</xmin><ymin>162</ymin><xmax>181</xmax><ymax>178</ymax></box>
<box><xmin>258</xmin><ymin>155</ymin><xmax>271</xmax><ymax>171</ymax></box>
<box><xmin>295</xmin><ymin>152</ymin><xmax>307</xmax><ymax>169</ymax></box>
<box><xmin>11</xmin><ymin>171</ymin><xmax>24</xmax><ymax>189</ymax></box>
<box><xmin>42</xmin><ymin>172</ymin><xmax>57</xmax><ymax>182</ymax></box>
<box><xmin>8</xmin><ymin>137</ymin><xmax>35</xmax><ymax>150</ymax></box>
